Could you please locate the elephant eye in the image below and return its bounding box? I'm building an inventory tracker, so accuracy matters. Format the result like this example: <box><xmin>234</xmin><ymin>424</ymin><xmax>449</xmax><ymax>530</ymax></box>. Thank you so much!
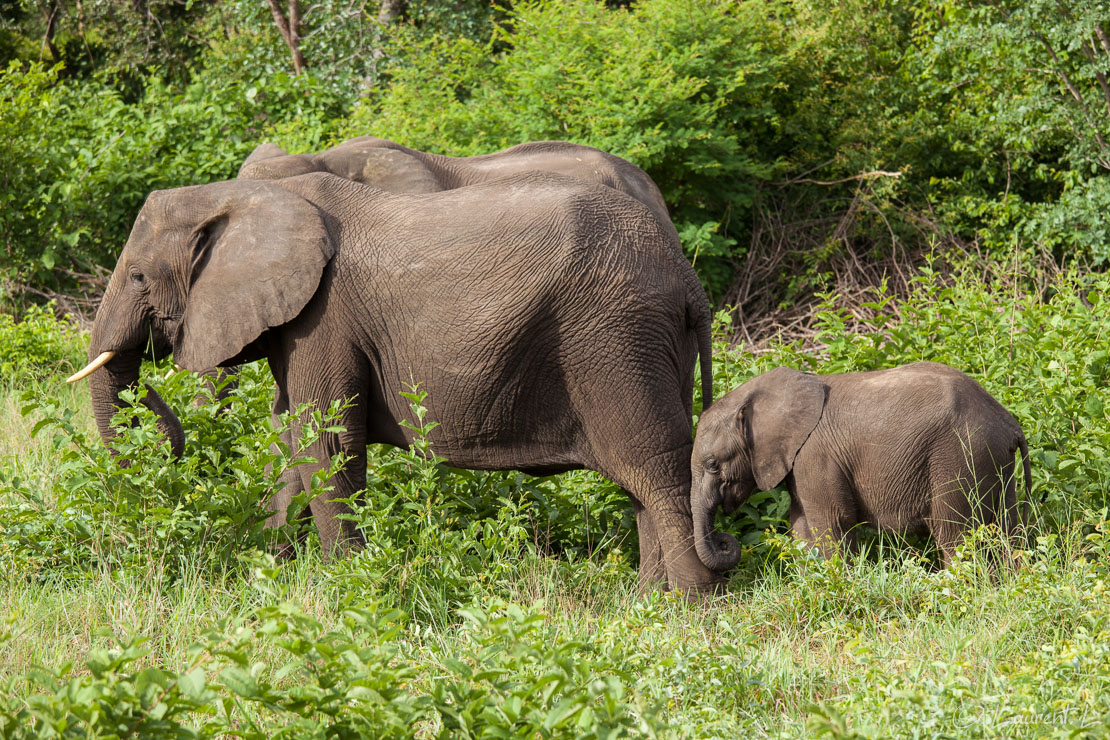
<box><xmin>129</xmin><ymin>270</ymin><xmax>147</xmax><ymax>290</ymax></box>
<box><xmin>704</xmin><ymin>458</ymin><xmax>720</xmax><ymax>474</ymax></box>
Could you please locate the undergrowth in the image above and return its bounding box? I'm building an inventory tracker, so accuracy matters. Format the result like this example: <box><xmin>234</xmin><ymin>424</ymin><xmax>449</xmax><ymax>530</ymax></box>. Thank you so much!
<box><xmin>0</xmin><ymin>263</ymin><xmax>1108</xmax><ymax>737</ymax></box>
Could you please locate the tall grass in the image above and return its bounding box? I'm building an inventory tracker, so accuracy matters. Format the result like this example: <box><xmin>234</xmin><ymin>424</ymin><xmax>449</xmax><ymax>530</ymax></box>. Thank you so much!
<box><xmin>1</xmin><ymin>264</ymin><xmax>1109</xmax><ymax>736</ymax></box>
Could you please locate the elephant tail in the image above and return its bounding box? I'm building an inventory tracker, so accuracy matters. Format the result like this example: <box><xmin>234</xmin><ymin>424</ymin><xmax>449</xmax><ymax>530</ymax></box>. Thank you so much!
<box><xmin>1017</xmin><ymin>430</ymin><xmax>1032</xmax><ymax>531</ymax></box>
<box><xmin>699</xmin><ymin>321</ymin><xmax>713</xmax><ymax>412</ymax></box>
<box><xmin>1002</xmin><ymin>428</ymin><xmax>1032</xmax><ymax>539</ymax></box>
<box><xmin>690</xmin><ymin>290</ymin><xmax>714</xmax><ymax>413</ymax></box>
<box><xmin>678</xmin><ymin>253</ymin><xmax>713</xmax><ymax>412</ymax></box>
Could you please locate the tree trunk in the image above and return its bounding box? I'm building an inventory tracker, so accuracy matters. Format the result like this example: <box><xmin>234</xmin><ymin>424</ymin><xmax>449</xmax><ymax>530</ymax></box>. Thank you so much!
<box><xmin>266</xmin><ymin>0</ymin><xmax>306</xmax><ymax>75</ymax></box>
<box><xmin>39</xmin><ymin>0</ymin><xmax>63</xmax><ymax>65</ymax></box>
<box><xmin>378</xmin><ymin>0</ymin><xmax>404</xmax><ymax>25</ymax></box>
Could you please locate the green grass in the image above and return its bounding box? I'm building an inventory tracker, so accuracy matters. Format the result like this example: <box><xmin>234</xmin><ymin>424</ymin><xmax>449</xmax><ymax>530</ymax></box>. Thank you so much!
<box><xmin>1</xmin><ymin>264</ymin><xmax>1110</xmax><ymax>736</ymax></box>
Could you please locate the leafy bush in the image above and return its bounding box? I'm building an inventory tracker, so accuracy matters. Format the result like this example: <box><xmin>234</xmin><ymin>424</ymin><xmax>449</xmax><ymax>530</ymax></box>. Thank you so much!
<box><xmin>711</xmin><ymin>265</ymin><xmax>1110</xmax><ymax>557</ymax></box>
<box><xmin>0</xmin><ymin>61</ymin><xmax>352</xmax><ymax>295</ymax></box>
<box><xmin>338</xmin><ymin>387</ymin><xmax>635</xmax><ymax>624</ymax></box>
<box><xmin>0</xmin><ymin>558</ymin><xmax>668</xmax><ymax>738</ymax></box>
<box><xmin>0</xmin><ymin>362</ymin><xmax>343</xmax><ymax>580</ymax></box>
<box><xmin>0</xmin><ymin>303</ymin><xmax>85</xmax><ymax>385</ymax></box>
<box><xmin>349</xmin><ymin>0</ymin><xmax>802</xmax><ymax>297</ymax></box>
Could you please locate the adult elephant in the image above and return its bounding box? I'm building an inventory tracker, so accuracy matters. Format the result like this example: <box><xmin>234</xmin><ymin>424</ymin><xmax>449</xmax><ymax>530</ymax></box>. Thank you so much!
<box><xmin>237</xmin><ymin>137</ymin><xmax>679</xmax><ymax>245</ymax></box>
<box><xmin>68</xmin><ymin>172</ymin><xmax>718</xmax><ymax>595</ymax></box>
<box><xmin>234</xmin><ymin>137</ymin><xmax>685</xmax><ymax>536</ymax></box>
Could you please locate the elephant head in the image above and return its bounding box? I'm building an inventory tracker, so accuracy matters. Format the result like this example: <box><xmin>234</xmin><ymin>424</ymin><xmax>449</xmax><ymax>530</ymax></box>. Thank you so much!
<box><xmin>68</xmin><ymin>179</ymin><xmax>334</xmax><ymax>452</ymax></box>
<box><xmin>691</xmin><ymin>367</ymin><xmax>827</xmax><ymax>571</ymax></box>
<box><xmin>237</xmin><ymin>143</ymin><xmax>321</xmax><ymax>180</ymax></box>
<box><xmin>238</xmin><ymin>139</ymin><xmax>444</xmax><ymax>193</ymax></box>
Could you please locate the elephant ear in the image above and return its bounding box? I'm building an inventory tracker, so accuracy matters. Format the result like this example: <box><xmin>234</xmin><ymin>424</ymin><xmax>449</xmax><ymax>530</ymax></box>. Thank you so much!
<box><xmin>744</xmin><ymin>367</ymin><xmax>828</xmax><ymax>490</ymax></box>
<box><xmin>175</xmin><ymin>181</ymin><xmax>334</xmax><ymax>371</ymax></box>
<box><xmin>318</xmin><ymin>144</ymin><xmax>443</xmax><ymax>193</ymax></box>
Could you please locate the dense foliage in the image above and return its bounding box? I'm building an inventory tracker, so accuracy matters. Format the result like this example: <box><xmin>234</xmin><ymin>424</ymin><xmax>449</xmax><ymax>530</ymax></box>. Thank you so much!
<box><xmin>2</xmin><ymin>265</ymin><xmax>1110</xmax><ymax>735</ymax></box>
<box><xmin>3</xmin><ymin>0</ymin><xmax>1109</xmax><ymax>302</ymax></box>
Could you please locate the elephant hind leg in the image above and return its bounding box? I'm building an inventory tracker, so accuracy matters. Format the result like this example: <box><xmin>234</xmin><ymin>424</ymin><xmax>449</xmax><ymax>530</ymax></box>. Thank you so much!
<box><xmin>927</xmin><ymin>505</ymin><xmax>976</xmax><ymax>568</ymax></box>
<box><xmin>568</xmin><ymin>358</ymin><xmax>720</xmax><ymax>594</ymax></box>
<box><xmin>926</xmin><ymin>451</ymin><xmax>989</xmax><ymax>567</ymax></box>
<box><xmin>632</xmin><ymin>499</ymin><xmax>666</xmax><ymax>592</ymax></box>
<box><xmin>593</xmin><ymin>434</ymin><xmax>724</xmax><ymax>596</ymax></box>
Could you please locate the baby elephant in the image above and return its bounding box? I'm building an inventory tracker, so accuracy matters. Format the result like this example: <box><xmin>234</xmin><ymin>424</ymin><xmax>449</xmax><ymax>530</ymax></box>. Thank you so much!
<box><xmin>692</xmin><ymin>362</ymin><xmax>1031</xmax><ymax>570</ymax></box>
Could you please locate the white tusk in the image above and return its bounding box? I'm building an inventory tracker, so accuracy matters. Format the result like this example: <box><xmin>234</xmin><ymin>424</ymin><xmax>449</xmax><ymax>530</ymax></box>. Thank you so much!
<box><xmin>66</xmin><ymin>351</ymin><xmax>117</xmax><ymax>383</ymax></box>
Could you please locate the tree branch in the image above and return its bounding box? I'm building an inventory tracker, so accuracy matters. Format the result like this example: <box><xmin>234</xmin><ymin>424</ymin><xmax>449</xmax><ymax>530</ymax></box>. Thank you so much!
<box><xmin>1095</xmin><ymin>23</ymin><xmax>1110</xmax><ymax>57</ymax></box>
<box><xmin>1080</xmin><ymin>37</ymin><xmax>1110</xmax><ymax>117</ymax></box>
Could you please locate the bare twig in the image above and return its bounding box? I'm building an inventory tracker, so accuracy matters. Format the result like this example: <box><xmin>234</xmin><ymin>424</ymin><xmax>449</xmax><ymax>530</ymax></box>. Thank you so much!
<box><xmin>719</xmin><ymin>182</ymin><xmax>967</xmax><ymax>353</ymax></box>
<box><xmin>780</xmin><ymin>170</ymin><xmax>902</xmax><ymax>187</ymax></box>
<box><xmin>12</xmin><ymin>265</ymin><xmax>109</xmax><ymax>327</ymax></box>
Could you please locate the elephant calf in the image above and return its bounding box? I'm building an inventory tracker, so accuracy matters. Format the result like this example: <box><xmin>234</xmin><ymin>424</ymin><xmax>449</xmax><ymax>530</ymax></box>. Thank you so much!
<box><xmin>692</xmin><ymin>362</ymin><xmax>1031</xmax><ymax>570</ymax></box>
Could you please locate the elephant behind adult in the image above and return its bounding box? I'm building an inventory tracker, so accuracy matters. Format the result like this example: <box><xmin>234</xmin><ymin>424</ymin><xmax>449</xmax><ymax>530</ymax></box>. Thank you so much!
<box><xmin>69</xmin><ymin>171</ymin><xmax>718</xmax><ymax>595</ymax></box>
<box><xmin>237</xmin><ymin>137</ymin><xmax>679</xmax><ymax>245</ymax></box>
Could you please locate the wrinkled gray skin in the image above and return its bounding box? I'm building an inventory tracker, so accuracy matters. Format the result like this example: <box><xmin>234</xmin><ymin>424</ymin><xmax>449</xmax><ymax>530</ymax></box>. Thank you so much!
<box><xmin>691</xmin><ymin>363</ymin><xmax>1031</xmax><ymax>571</ymax></box>
<box><xmin>238</xmin><ymin>137</ymin><xmax>678</xmax><ymax>245</ymax></box>
<box><xmin>86</xmin><ymin>171</ymin><xmax>718</xmax><ymax>594</ymax></box>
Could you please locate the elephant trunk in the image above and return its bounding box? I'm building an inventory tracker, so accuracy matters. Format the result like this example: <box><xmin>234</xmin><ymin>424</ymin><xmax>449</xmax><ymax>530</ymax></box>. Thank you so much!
<box><xmin>87</xmin><ymin>346</ymin><xmax>184</xmax><ymax>458</ymax></box>
<box><xmin>692</xmin><ymin>476</ymin><xmax>742</xmax><ymax>572</ymax></box>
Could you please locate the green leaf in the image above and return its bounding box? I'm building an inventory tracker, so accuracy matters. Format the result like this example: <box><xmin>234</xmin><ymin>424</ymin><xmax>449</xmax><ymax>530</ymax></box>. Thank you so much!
<box><xmin>543</xmin><ymin>697</ymin><xmax>580</xmax><ymax>730</ymax></box>
<box><xmin>220</xmin><ymin>666</ymin><xmax>260</xmax><ymax>699</ymax></box>
<box><xmin>177</xmin><ymin>667</ymin><xmax>206</xmax><ymax>699</ymax></box>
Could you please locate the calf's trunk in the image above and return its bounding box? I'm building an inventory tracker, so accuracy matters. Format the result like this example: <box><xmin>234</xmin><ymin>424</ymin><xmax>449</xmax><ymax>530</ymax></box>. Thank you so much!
<box><xmin>692</xmin><ymin>477</ymin><xmax>742</xmax><ymax>572</ymax></box>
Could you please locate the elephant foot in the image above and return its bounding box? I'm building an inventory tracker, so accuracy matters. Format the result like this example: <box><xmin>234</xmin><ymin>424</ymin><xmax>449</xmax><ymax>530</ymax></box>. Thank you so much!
<box><xmin>663</xmin><ymin>539</ymin><xmax>730</xmax><ymax>600</ymax></box>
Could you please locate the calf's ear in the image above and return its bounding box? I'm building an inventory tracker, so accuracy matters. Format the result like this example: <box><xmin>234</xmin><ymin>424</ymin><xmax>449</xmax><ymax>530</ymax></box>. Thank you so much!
<box><xmin>745</xmin><ymin>367</ymin><xmax>828</xmax><ymax>490</ymax></box>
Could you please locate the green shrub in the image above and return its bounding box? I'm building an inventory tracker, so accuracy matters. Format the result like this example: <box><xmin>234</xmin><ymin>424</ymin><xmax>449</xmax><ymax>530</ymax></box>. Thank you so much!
<box><xmin>0</xmin><ymin>361</ymin><xmax>342</xmax><ymax>580</ymax></box>
<box><xmin>0</xmin><ymin>558</ymin><xmax>668</xmax><ymax>738</ymax></box>
<box><xmin>0</xmin><ymin>304</ymin><xmax>85</xmax><ymax>385</ymax></box>
<box><xmin>338</xmin><ymin>386</ymin><xmax>636</xmax><ymax>624</ymax></box>
<box><xmin>349</xmin><ymin>0</ymin><xmax>801</xmax><ymax>298</ymax></box>
<box><xmin>710</xmin><ymin>265</ymin><xmax>1110</xmax><ymax>553</ymax></box>
<box><xmin>0</xmin><ymin>61</ymin><xmax>352</xmax><ymax>294</ymax></box>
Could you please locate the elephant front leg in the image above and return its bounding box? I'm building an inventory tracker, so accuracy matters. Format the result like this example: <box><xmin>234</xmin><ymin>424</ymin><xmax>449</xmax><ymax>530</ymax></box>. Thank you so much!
<box><xmin>788</xmin><ymin>496</ymin><xmax>812</xmax><ymax>542</ymax></box>
<box><xmin>282</xmin><ymin>367</ymin><xmax>369</xmax><ymax>559</ymax></box>
<box><xmin>790</xmin><ymin>463</ymin><xmax>860</xmax><ymax>559</ymax></box>
<box><xmin>290</xmin><ymin>413</ymin><xmax>368</xmax><ymax>558</ymax></box>
<box><xmin>264</xmin><ymin>382</ymin><xmax>312</xmax><ymax>556</ymax></box>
